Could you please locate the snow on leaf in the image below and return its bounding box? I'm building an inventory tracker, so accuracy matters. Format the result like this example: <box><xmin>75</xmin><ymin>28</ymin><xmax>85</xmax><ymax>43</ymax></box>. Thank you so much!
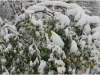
<box><xmin>1</xmin><ymin>58</ymin><xmax>7</xmax><ymax>63</ymax></box>
<box><xmin>33</xmin><ymin>57</ymin><xmax>39</xmax><ymax>65</ymax></box>
<box><xmin>83</xmin><ymin>24</ymin><xmax>91</xmax><ymax>35</ymax></box>
<box><xmin>36</xmin><ymin>1</ymin><xmax>79</xmax><ymax>9</ymax></box>
<box><xmin>15</xmin><ymin>14</ymin><xmax>25</xmax><ymax>25</ymax></box>
<box><xmin>52</xmin><ymin>43</ymin><xmax>63</xmax><ymax>55</ymax></box>
<box><xmin>57</xmin><ymin>66</ymin><xmax>66</xmax><ymax>74</ymax></box>
<box><xmin>1</xmin><ymin>1</ymin><xmax>100</xmax><ymax>74</ymax></box>
<box><xmin>29</xmin><ymin>45</ymin><xmax>35</xmax><ymax>55</ymax></box>
<box><xmin>54</xmin><ymin>12</ymin><xmax>70</xmax><ymax>29</ymax></box>
<box><xmin>31</xmin><ymin>16</ymin><xmax>43</xmax><ymax>26</ymax></box>
<box><xmin>2</xmin><ymin>66</ymin><xmax>9</xmax><ymax>75</ymax></box>
<box><xmin>92</xmin><ymin>26</ymin><xmax>100</xmax><ymax>33</ymax></box>
<box><xmin>38</xmin><ymin>60</ymin><xmax>46</xmax><ymax>74</ymax></box>
<box><xmin>74</xmin><ymin>11</ymin><xmax>82</xmax><ymax>22</ymax></box>
<box><xmin>75</xmin><ymin>13</ymin><xmax>90</xmax><ymax>29</ymax></box>
<box><xmin>51</xmin><ymin>31</ymin><xmax>64</xmax><ymax>48</ymax></box>
<box><xmin>80</xmin><ymin>39</ymin><xmax>86</xmax><ymax>50</ymax></box>
<box><xmin>65</xmin><ymin>27</ymin><xmax>69</xmax><ymax>37</ymax></box>
<box><xmin>70</xmin><ymin>40</ymin><xmax>78</xmax><ymax>53</ymax></box>
<box><xmin>0</xmin><ymin>17</ymin><xmax>3</xmax><ymax>24</ymax></box>
<box><xmin>30</xmin><ymin>61</ymin><xmax>34</xmax><ymax>66</ymax></box>
<box><xmin>10</xmin><ymin>66</ymin><xmax>15</xmax><ymax>73</ymax></box>
<box><xmin>4</xmin><ymin>34</ymin><xmax>14</xmax><ymax>42</ymax></box>
<box><xmin>4</xmin><ymin>43</ymin><xmax>12</xmax><ymax>52</ymax></box>
<box><xmin>90</xmin><ymin>16</ymin><xmax>100</xmax><ymax>24</ymax></box>
<box><xmin>54</xmin><ymin>59</ymin><xmax>65</xmax><ymax>66</ymax></box>
<box><xmin>87</xmin><ymin>34</ymin><xmax>92</xmax><ymax>45</ymax></box>
<box><xmin>92</xmin><ymin>31</ymin><xmax>100</xmax><ymax>40</ymax></box>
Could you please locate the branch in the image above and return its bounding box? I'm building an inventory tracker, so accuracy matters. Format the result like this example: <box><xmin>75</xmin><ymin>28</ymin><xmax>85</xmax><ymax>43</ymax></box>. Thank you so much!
<box><xmin>36</xmin><ymin>1</ymin><xmax>79</xmax><ymax>9</ymax></box>
<box><xmin>34</xmin><ymin>10</ymin><xmax>53</xmax><ymax>16</ymax></box>
<box><xmin>22</xmin><ymin>38</ymin><xmax>31</xmax><ymax>45</ymax></box>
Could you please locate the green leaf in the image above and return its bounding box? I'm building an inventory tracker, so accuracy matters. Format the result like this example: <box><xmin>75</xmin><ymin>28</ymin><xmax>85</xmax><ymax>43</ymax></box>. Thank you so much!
<box><xmin>45</xmin><ymin>29</ymin><xmax>52</xmax><ymax>37</ymax></box>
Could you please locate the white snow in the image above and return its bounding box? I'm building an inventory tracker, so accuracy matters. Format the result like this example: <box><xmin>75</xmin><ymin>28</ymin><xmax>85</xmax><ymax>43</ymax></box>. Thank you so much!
<box><xmin>25</xmin><ymin>9</ymin><xmax>34</xmax><ymax>14</ymax></box>
<box><xmin>1</xmin><ymin>1</ymin><xmax>100</xmax><ymax>74</ymax></box>
<box><xmin>28</xmin><ymin>5</ymin><xmax>47</xmax><ymax>12</ymax></box>
<box><xmin>25</xmin><ymin>5</ymin><xmax>53</xmax><ymax>16</ymax></box>
<box><xmin>67</xmin><ymin>9</ymin><xmax>77</xmax><ymax>16</ymax></box>
<box><xmin>91</xmin><ymin>26</ymin><xmax>100</xmax><ymax>33</ymax></box>
<box><xmin>47</xmin><ymin>43</ymin><xmax>54</xmax><ymax>50</ymax></box>
<box><xmin>68</xmin><ymin>66</ymin><xmax>72</xmax><ymax>72</ymax></box>
<box><xmin>18</xmin><ymin>42</ymin><xmax>23</xmax><ymax>48</ymax></box>
<box><xmin>10</xmin><ymin>66</ymin><xmax>15</xmax><ymax>73</ymax></box>
<box><xmin>48</xmin><ymin>70</ymin><xmax>54</xmax><ymax>74</ymax></box>
<box><xmin>48</xmin><ymin>53</ymin><xmax>54</xmax><ymax>62</ymax></box>
<box><xmin>38</xmin><ymin>60</ymin><xmax>46</xmax><ymax>74</ymax></box>
<box><xmin>14</xmin><ymin>50</ymin><xmax>16</xmax><ymax>53</ymax></box>
<box><xmin>75</xmin><ymin>13</ymin><xmax>90</xmax><ymax>29</ymax></box>
<box><xmin>33</xmin><ymin>57</ymin><xmax>39</xmax><ymax>65</ymax></box>
<box><xmin>4</xmin><ymin>34</ymin><xmax>14</xmax><ymax>42</ymax></box>
<box><xmin>36</xmin><ymin>1</ymin><xmax>79</xmax><ymax>9</ymax></box>
<box><xmin>29</xmin><ymin>45</ymin><xmax>35</xmax><ymax>55</ymax></box>
<box><xmin>0</xmin><ymin>28</ymin><xmax>6</xmax><ymax>36</ymax></box>
<box><xmin>15</xmin><ymin>14</ymin><xmax>25</xmax><ymax>25</ymax></box>
<box><xmin>30</xmin><ymin>61</ymin><xmax>34</xmax><ymax>66</ymax></box>
<box><xmin>65</xmin><ymin>27</ymin><xmax>69</xmax><ymax>37</ymax></box>
<box><xmin>97</xmin><ymin>68</ymin><xmax>100</xmax><ymax>74</ymax></box>
<box><xmin>3</xmin><ymin>23</ymin><xmax>17</xmax><ymax>31</ymax></box>
<box><xmin>72</xmin><ymin>69</ymin><xmax>76</xmax><ymax>74</ymax></box>
<box><xmin>66</xmin><ymin>3</ymin><xmax>80</xmax><ymax>9</ymax></box>
<box><xmin>80</xmin><ymin>39</ymin><xmax>86</xmax><ymax>50</ymax></box>
<box><xmin>92</xmin><ymin>31</ymin><xmax>100</xmax><ymax>40</ymax></box>
<box><xmin>45</xmin><ymin>33</ymin><xmax>51</xmax><ymax>44</ymax></box>
<box><xmin>67</xmin><ymin>6</ymin><xmax>84</xmax><ymax>17</ymax></box>
<box><xmin>70</xmin><ymin>40</ymin><xmax>78</xmax><ymax>53</ymax></box>
<box><xmin>51</xmin><ymin>31</ymin><xmax>64</xmax><ymax>48</ymax></box>
<box><xmin>87</xmin><ymin>34</ymin><xmax>92</xmax><ymax>45</ymax></box>
<box><xmin>54</xmin><ymin>59</ymin><xmax>65</xmax><ymax>66</ymax></box>
<box><xmin>4</xmin><ymin>28</ymin><xmax>8</xmax><ymax>35</ymax></box>
<box><xmin>3</xmin><ymin>24</ymin><xmax>19</xmax><ymax>36</ymax></box>
<box><xmin>4</xmin><ymin>44</ymin><xmax>12</xmax><ymax>52</ymax></box>
<box><xmin>19</xmin><ymin>51</ymin><xmax>23</xmax><ymax>55</ymax></box>
<box><xmin>1</xmin><ymin>58</ymin><xmax>7</xmax><ymax>63</ymax></box>
<box><xmin>81</xmin><ymin>34</ymin><xmax>88</xmax><ymax>40</ymax></box>
<box><xmin>54</xmin><ymin>12</ymin><xmax>70</xmax><ymax>29</ymax></box>
<box><xmin>0</xmin><ymin>17</ymin><xmax>3</xmax><ymax>24</ymax></box>
<box><xmin>29</xmin><ymin>45</ymin><xmax>33</xmax><ymax>51</ymax></box>
<box><xmin>90</xmin><ymin>16</ymin><xmax>100</xmax><ymax>24</ymax></box>
<box><xmin>83</xmin><ymin>24</ymin><xmax>91</xmax><ymax>35</ymax></box>
<box><xmin>94</xmin><ymin>40</ymin><xmax>100</xmax><ymax>48</ymax></box>
<box><xmin>74</xmin><ymin>11</ymin><xmax>82</xmax><ymax>21</ymax></box>
<box><xmin>52</xmin><ymin>44</ymin><xmax>63</xmax><ymax>55</ymax></box>
<box><xmin>62</xmin><ymin>52</ymin><xmax>67</xmax><ymax>59</ymax></box>
<box><xmin>57</xmin><ymin>66</ymin><xmax>66</xmax><ymax>74</ymax></box>
<box><xmin>2</xmin><ymin>66</ymin><xmax>9</xmax><ymax>75</ymax></box>
<box><xmin>31</xmin><ymin>16</ymin><xmax>43</xmax><ymax>26</ymax></box>
<box><xmin>47</xmin><ymin>42</ymin><xmax>65</xmax><ymax>57</ymax></box>
<box><xmin>84</xmin><ymin>9</ymin><xmax>92</xmax><ymax>14</ymax></box>
<box><xmin>35</xmin><ymin>31</ymin><xmax>40</xmax><ymax>37</ymax></box>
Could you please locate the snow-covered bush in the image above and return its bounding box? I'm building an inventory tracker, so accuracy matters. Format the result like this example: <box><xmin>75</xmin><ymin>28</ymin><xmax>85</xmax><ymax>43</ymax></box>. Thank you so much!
<box><xmin>0</xmin><ymin>1</ymin><xmax>100</xmax><ymax>74</ymax></box>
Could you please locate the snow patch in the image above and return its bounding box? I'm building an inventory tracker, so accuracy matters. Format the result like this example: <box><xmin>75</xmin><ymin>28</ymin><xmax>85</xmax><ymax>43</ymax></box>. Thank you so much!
<box><xmin>38</xmin><ymin>60</ymin><xmax>46</xmax><ymax>74</ymax></box>
<box><xmin>51</xmin><ymin>31</ymin><xmax>64</xmax><ymax>48</ymax></box>
<box><xmin>70</xmin><ymin>40</ymin><xmax>78</xmax><ymax>53</ymax></box>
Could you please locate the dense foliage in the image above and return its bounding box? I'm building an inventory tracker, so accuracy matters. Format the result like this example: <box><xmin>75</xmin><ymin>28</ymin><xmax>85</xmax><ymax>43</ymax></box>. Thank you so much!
<box><xmin>0</xmin><ymin>1</ymin><xmax>100</xmax><ymax>74</ymax></box>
